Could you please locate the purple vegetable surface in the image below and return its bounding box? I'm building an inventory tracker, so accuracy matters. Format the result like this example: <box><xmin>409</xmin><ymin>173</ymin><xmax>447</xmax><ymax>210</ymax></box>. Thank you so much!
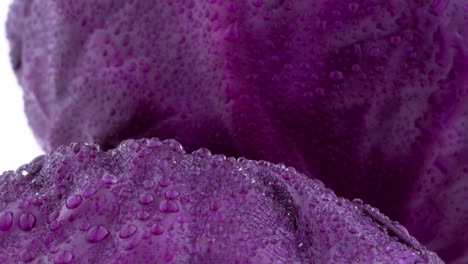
<box><xmin>5</xmin><ymin>0</ymin><xmax>468</xmax><ymax>262</ymax></box>
<box><xmin>0</xmin><ymin>138</ymin><xmax>442</xmax><ymax>263</ymax></box>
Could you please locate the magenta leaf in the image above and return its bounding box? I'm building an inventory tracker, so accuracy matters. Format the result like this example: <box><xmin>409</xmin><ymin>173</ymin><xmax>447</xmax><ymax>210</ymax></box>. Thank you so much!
<box><xmin>6</xmin><ymin>0</ymin><xmax>468</xmax><ymax>262</ymax></box>
<box><xmin>0</xmin><ymin>138</ymin><xmax>442</xmax><ymax>263</ymax></box>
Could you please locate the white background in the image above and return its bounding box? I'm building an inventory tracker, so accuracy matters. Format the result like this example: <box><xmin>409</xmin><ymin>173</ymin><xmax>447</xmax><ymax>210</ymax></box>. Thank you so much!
<box><xmin>0</xmin><ymin>0</ymin><xmax>43</xmax><ymax>173</ymax></box>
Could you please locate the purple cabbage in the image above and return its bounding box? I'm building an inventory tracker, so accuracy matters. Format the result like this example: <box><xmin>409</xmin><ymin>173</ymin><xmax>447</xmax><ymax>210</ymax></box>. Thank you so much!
<box><xmin>0</xmin><ymin>138</ymin><xmax>442</xmax><ymax>263</ymax></box>
<box><xmin>5</xmin><ymin>0</ymin><xmax>468</xmax><ymax>262</ymax></box>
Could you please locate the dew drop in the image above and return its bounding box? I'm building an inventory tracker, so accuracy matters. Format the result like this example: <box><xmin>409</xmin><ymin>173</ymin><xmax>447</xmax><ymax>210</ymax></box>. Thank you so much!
<box><xmin>165</xmin><ymin>190</ymin><xmax>180</xmax><ymax>200</ymax></box>
<box><xmin>20</xmin><ymin>250</ymin><xmax>36</xmax><ymax>262</ymax></box>
<box><xmin>351</xmin><ymin>64</ymin><xmax>361</xmax><ymax>72</ymax></box>
<box><xmin>390</xmin><ymin>36</ymin><xmax>401</xmax><ymax>46</ymax></box>
<box><xmin>18</xmin><ymin>212</ymin><xmax>36</xmax><ymax>231</ymax></box>
<box><xmin>252</xmin><ymin>0</ymin><xmax>263</xmax><ymax>7</ymax></box>
<box><xmin>352</xmin><ymin>198</ymin><xmax>364</xmax><ymax>206</ymax></box>
<box><xmin>147</xmin><ymin>140</ymin><xmax>162</xmax><ymax>149</ymax></box>
<box><xmin>224</xmin><ymin>23</ymin><xmax>239</xmax><ymax>42</ymax></box>
<box><xmin>159</xmin><ymin>200</ymin><xmax>179</xmax><ymax>213</ymax></box>
<box><xmin>394</xmin><ymin>222</ymin><xmax>410</xmax><ymax>237</ymax></box>
<box><xmin>32</xmin><ymin>198</ymin><xmax>42</xmax><ymax>207</ymax></box>
<box><xmin>151</xmin><ymin>223</ymin><xmax>164</xmax><ymax>235</ymax></box>
<box><xmin>165</xmin><ymin>140</ymin><xmax>184</xmax><ymax>152</ymax></box>
<box><xmin>18</xmin><ymin>200</ymin><xmax>30</xmax><ymax>209</ymax></box>
<box><xmin>370</xmin><ymin>47</ymin><xmax>381</xmax><ymax>57</ymax></box>
<box><xmin>159</xmin><ymin>178</ymin><xmax>171</xmax><ymax>187</ymax></box>
<box><xmin>317</xmin><ymin>20</ymin><xmax>327</xmax><ymax>32</ymax></box>
<box><xmin>50</xmin><ymin>221</ymin><xmax>62</xmax><ymax>232</ymax></box>
<box><xmin>119</xmin><ymin>224</ymin><xmax>138</xmax><ymax>239</ymax></box>
<box><xmin>138</xmin><ymin>193</ymin><xmax>154</xmax><ymax>205</ymax></box>
<box><xmin>348</xmin><ymin>2</ymin><xmax>359</xmax><ymax>13</ymax></box>
<box><xmin>54</xmin><ymin>250</ymin><xmax>74</xmax><ymax>264</ymax></box>
<box><xmin>320</xmin><ymin>193</ymin><xmax>334</xmax><ymax>201</ymax></box>
<box><xmin>281</xmin><ymin>172</ymin><xmax>292</xmax><ymax>180</ymax></box>
<box><xmin>122</xmin><ymin>238</ymin><xmax>140</xmax><ymax>251</ymax></box>
<box><xmin>210</xmin><ymin>201</ymin><xmax>221</xmax><ymax>211</ymax></box>
<box><xmin>49</xmin><ymin>246</ymin><xmax>59</xmax><ymax>254</ymax></box>
<box><xmin>143</xmin><ymin>180</ymin><xmax>155</xmax><ymax>189</ymax></box>
<box><xmin>329</xmin><ymin>70</ymin><xmax>344</xmax><ymax>81</ymax></box>
<box><xmin>83</xmin><ymin>186</ymin><xmax>97</xmax><ymax>198</ymax></box>
<box><xmin>347</xmin><ymin>224</ymin><xmax>361</xmax><ymax>234</ymax></box>
<box><xmin>137</xmin><ymin>211</ymin><xmax>151</xmax><ymax>220</ymax></box>
<box><xmin>79</xmin><ymin>222</ymin><xmax>90</xmax><ymax>231</ymax></box>
<box><xmin>87</xmin><ymin>225</ymin><xmax>110</xmax><ymax>243</ymax></box>
<box><xmin>0</xmin><ymin>211</ymin><xmax>13</xmax><ymax>231</ymax></box>
<box><xmin>101</xmin><ymin>173</ymin><xmax>119</xmax><ymax>184</ymax></box>
<box><xmin>66</xmin><ymin>194</ymin><xmax>83</xmax><ymax>209</ymax></box>
<box><xmin>192</xmin><ymin>148</ymin><xmax>211</xmax><ymax>157</ymax></box>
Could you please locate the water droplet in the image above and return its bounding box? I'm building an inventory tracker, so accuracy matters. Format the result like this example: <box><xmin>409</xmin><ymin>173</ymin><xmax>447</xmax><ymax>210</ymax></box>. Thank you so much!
<box><xmin>329</xmin><ymin>70</ymin><xmax>344</xmax><ymax>81</ymax></box>
<box><xmin>101</xmin><ymin>173</ymin><xmax>119</xmax><ymax>184</ymax></box>
<box><xmin>177</xmin><ymin>216</ymin><xmax>187</xmax><ymax>223</ymax></box>
<box><xmin>165</xmin><ymin>190</ymin><xmax>180</xmax><ymax>200</ymax></box>
<box><xmin>66</xmin><ymin>194</ymin><xmax>83</xmax><ymax>209</ymax></box>
<box><xmin>137</xmin><ymin>211</ymin><xmax>151</xmax><ymax>220</ymax></box>
<box><xmin>50</xmin><ymin>221</ymin><xmax>62</xmax><ymax>232</ymax></box>
<box><xmin>119</xmin><ymin>224</ymin><xmax>138</xmax><ymax>239</ymax></box>
<box><xmin>87</xmin><ymin>225</ymin><xmax>110</xmax><ymax>243</ymax></box>
<box><xmin>147</xmin><ymin>140</ymin><xmax>163</xmax><ymax>149</ymax></box>
<box><xmin>165</xmin><ymin>139</ymin><xmax>185</xmax><ymax>152</ymax></box>
<box><xmin>317</xmin><ymin>20</ymin><xmax>327</xmax><ymax>32</ymax></box>
<box><xmin>352</xmin><ymin>198</ymin><xmax>364</xmax><ymax>206</ymax></box>
<box><xmin>138</xmin><ymin>193</ymin><xmax>154</xmax><ymax>205</ymax></box>
<box><xmin>18</xmin><ymin>212</ymin><xmax>36</xmax><ymax>231</ymax></box>
<box><xmin>370</xmin><ymin>47</ymin><xmax>381</xmax><ymax>57</ymax></box>
<box><xmin>394</xmin><ymin>222</ymin><xmax>410</xmax><ymax>237</ymax></box>
<box><xmin>20</xmin><ymin>250</ymin><xmax>36</xmax><ymax>262</ymax></box>
<box><xmin>187</xmin><ymin>243</ymin><xmax>200</xmax><ymax>253</ymax></box>
<box><xmin>32</xmin><ymin>198</ymin><xmax>42</xmax><ymax>207</ymax></box>
<box><xmin>159</xmin><ymin>200</ymin><xmax>179</xmax><ymax>213</ymax></box>
<box><xmin>83</xmin><ymin>186</ymin><xmax>97</xmax><ymax>198</ymax></box>
<box><xmin>252</xmin><ymin>0</ymin><xmax>263</xmax><ymax>7</ymax></box>
<box><xmin>54</xmin><ymin>250</ymin><xmax>74</xmax><ymax>264</ymax></box>
<box><xmin>192</xmin><ymin>148</ymin><xmax>211</xmax><ymax>157</ymax></box>
<box><xmin>224</xmin><ymin>23</ymin><xmax>239</xmax><ymax>42</ymax></box>
<box><xmin>143</xmin><ymin>180</ymin><xmax>155</xmax><ymax>189</ymax></box>
<box><xmin>49</xmin><ymin>246</ymin><xmax>60</xmax><ymax>254</ymax></box>
<box><xmin>348</xmin><ymin>2</ymin><xmax>359</xmax><ymax>13</ymax></box>
<box><xmin>390</xmin><ymin>36</ymin><xmax>401</xmax><ymax>46</ymax></box>
<box><xmin>151</xmin><ymin>223</ymin><xmax>164</xmax><ymax>235</ymax></box>
<box><xmin>347</xmin><ymin>225</ymin><xmax>361</xmax><ymax>234</ymax></box>
<box><xmin>122</xmin><ymin>238</ymin><xmax>140</xmax><ymax>251</ymax></box>
<box><xmin>0</xmin><ymin>211</ymin><xmax>13</xmax><ymax>231</ymax></box>
<box><xmin>159</xmin><ymin>178</ymin><xmax>171</xmax><ymax>187</ymax></box>
<box><xmin>79</xmin><ymin>222</ymin><xmax>90</xmax><ymax>231</ymax></box>
<box><xmin>142</xmin><ymin>230</ymin><xmax>151</xmax><ymax>239</ymax></box>
<box><xmin>431</xmin><ymin>0</ymin><xmax>448</xmax><ymax>14</ymax></box>
<box><xmin>18</xmin><ymin>200</ymin><xmax>30</xmax><ymax>209</ymax></box>
<box><xmin>209</xmin><ymin>201</ymin><xmax>221</xmax><ymax>211</ymax></box>
<box><xmin>281</xmin><ymin>172</ymin><xmax>292</xmax><ymax>180</ymax></box>
<box><xmin>320</xmin><ymin>192</ymin><xmax>334</xmax><ymax>201</ymax></box>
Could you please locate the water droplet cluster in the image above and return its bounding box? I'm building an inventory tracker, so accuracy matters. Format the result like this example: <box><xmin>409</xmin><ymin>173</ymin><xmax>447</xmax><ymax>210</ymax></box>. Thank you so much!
<box><xmin>0</xmin><ymin>138</ymin><xmax>441</xmax><ymax>263</ymax></box>
<box><xmin>6</xmin><ymin>0</ymin><xmax>468</xmax><ymax>262</ymax></box>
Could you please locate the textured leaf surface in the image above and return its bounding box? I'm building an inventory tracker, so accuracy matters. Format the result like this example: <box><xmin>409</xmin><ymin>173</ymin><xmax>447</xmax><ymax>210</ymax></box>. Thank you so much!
<box><xmin>6</xmin><ymin>0</ymin><xmax>468</xmax><ymax>262</ymax></box>
<box><xmin>0</xmin><ymin>138</ymin><xmax>442</xmax><ymax>263</ymax></box>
